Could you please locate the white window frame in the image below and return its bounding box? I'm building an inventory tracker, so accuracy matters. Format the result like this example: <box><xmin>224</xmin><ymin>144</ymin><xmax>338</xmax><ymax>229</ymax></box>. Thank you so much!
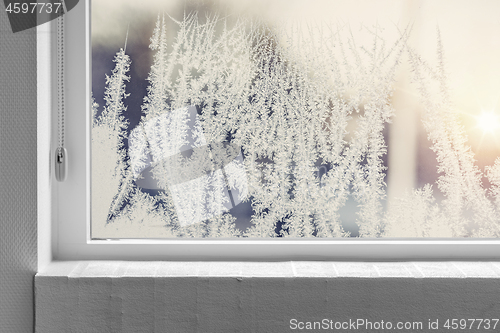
<box><xmin>38</xmin><ymin>0</ymin><xmax>500</xmax><ymax>262</ymax></box>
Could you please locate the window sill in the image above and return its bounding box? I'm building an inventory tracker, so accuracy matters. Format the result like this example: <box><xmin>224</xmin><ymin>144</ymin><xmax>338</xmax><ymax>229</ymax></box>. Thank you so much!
<box><xmin>36</xmin><ymin>260</ymin><xmax>500</xmax><ymax>278</ymax></box>
<box><xmin>35</xmin><ymin>261</ymin><xmax>500</xmax><ymax>332</ymax></box>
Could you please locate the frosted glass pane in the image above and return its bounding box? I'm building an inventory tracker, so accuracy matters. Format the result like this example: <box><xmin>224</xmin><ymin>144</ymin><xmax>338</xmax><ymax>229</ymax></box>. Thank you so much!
<box><xmin>91</xmin><ymin>0</ymin><xmax>500</xmax><ymax>238</ymax></box>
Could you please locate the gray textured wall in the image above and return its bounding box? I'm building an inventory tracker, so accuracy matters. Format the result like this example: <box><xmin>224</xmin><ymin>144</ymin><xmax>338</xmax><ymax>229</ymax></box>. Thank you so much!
<box><xmin>0</xmin><ymin>12</ymin><xmax>38</xmax><ymax>333</ymax></box>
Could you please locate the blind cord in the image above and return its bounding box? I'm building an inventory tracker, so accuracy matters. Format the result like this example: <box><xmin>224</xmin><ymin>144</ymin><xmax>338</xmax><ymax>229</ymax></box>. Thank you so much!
<box><xmin>55</xmin><ymin>14</ymin><xmax>67</xmax><ymax>182</ymax></box>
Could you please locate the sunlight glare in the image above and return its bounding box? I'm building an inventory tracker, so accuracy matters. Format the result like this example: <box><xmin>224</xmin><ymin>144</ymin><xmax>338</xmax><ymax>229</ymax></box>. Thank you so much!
<box><xmin>477</xmin><ymin>111</ymin><xmax>500</xmax><ymax>135</ymax></box>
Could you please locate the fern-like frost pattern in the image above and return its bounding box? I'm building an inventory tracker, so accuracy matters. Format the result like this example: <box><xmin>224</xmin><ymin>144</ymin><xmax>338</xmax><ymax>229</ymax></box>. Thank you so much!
<box><xmin>92</xmin><ymin>14</ymin><xmax>500</xmax><ymax>238</ymax></box>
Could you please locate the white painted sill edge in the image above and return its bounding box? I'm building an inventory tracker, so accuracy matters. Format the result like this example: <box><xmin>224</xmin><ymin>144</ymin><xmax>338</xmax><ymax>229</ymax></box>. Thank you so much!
<box><xmin>36</xmin><ymin>261</ymin><xmax>500</xmax><ymax>278</ymax></box>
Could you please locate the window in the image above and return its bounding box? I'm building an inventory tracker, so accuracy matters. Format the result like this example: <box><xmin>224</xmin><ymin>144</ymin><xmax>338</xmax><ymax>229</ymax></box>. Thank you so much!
<box><xmin>45</xmin><ymin>0</ymin><xmax>500</xmax><ymax>260</ymax></box>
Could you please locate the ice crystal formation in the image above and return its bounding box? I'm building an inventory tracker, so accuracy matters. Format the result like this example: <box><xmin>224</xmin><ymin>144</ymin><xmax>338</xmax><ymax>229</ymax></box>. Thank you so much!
<box><xmin>92</xmin><ymin>13</ymin><xmax>500</xmax><ymax>238</ymax></box>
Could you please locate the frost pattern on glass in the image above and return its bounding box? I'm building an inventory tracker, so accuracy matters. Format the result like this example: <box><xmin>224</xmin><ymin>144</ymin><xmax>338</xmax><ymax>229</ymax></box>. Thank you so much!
<box><xmin>92</xmin><ymin>13</ymin><xmax>500</xmax><ymax>238</ymax></box>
